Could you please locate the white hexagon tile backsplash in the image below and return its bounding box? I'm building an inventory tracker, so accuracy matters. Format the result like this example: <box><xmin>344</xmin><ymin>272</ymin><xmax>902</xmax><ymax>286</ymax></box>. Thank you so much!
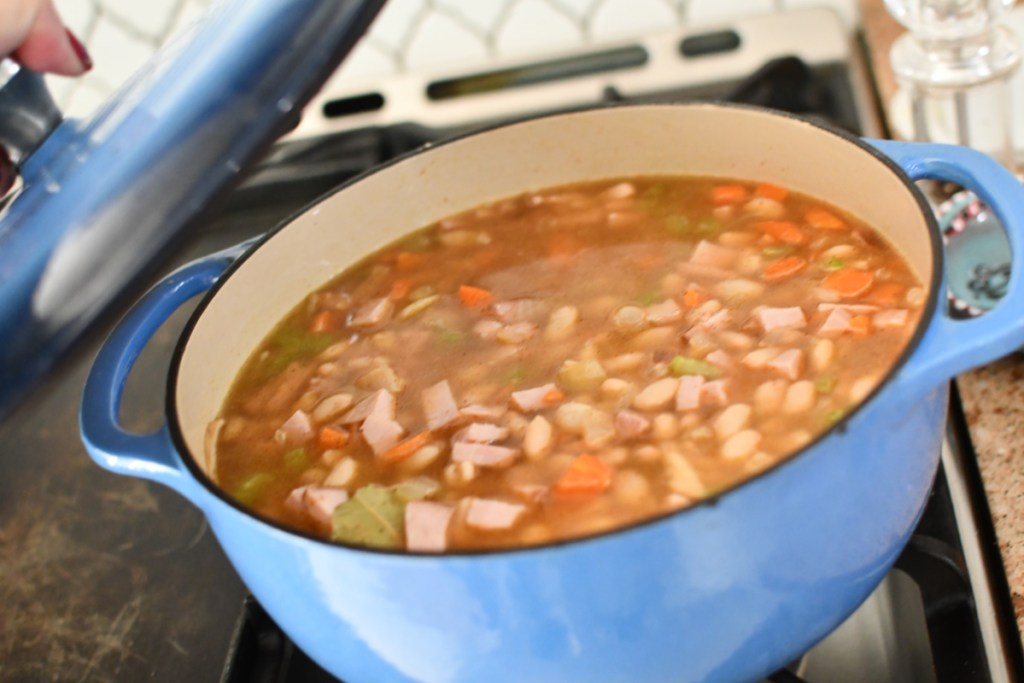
<box><xmin>46</xmin><ymin>0</ymin><xmax>857</xmax><ymax>119</ymax></box>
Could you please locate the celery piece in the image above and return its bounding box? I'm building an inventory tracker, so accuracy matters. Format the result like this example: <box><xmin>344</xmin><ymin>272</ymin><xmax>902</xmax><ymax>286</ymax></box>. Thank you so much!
<box><xmin>815</xmin><ymin>376</ymin><xmax>836</xmax><ymax>393</ymax></box>
<box><xmin>637</xmin><ymin>290</ymin><xmax>660</xmax><ymax>306</ymax></box>
<box><xmin>233</xmin><ymin>473</ymin><xmax>273</xmax><ymax>506</ymax></box>
<box><xmin>401</xmin><ymin>232</ymin><xmax>434</xmax><ymax>253</ymax></box>
<box><xmin>696</xmin><ymin>219</ymin><xmax>721</xmax><ymax>236</ymax></box>
<box><xmin>557</xmin><ymin>359</ymin><xmax>607</xmax><ymax>393</ymax></box>
<box><xmin>284</xmin><ymin>448</ymin><xmax>308</xmax><ymax>473</ymax></box>
<box><xmin>393</xmin><ymin>476</ymin><xmax>441</xmax><ymax>502</ymax></box>
<box><xmin>823</xmin><ymin>256</ymin><xmax>845</xmax><ymax>271</ymax></box>
<box><xmin>502</xmin><ymin>366</ymin><xmax>529</xmax><ymax>386</ymax></box>
<box><xmin>665</xmin><ymin>215</ymin><xmax>691</xmax><ymax>235</ymax></box>
<box><xmin>331</xmin><ymin>484</ymin><xmax>405</xmax><ymax>549</ymax></box>
<box><xmin>824</xmin><ymin>408</ymin><xmax>846</xmax><ymax>425</ymax></box>
<box><xmin>435</xmin><ymin>328</ymin><xmax>466</xmax><ymax>346</ymax></box>
<box><xmin>669</xmin><ymin>355</ymin><xmax>722</xmax><ymax>379</ymax></box>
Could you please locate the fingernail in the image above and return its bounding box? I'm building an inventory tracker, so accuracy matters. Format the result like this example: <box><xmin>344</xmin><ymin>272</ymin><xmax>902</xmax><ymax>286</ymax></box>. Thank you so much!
<box><xmin>65</xmin><ymin>29</ymin><xmax>92</xmax><ymax>72</ymax></box>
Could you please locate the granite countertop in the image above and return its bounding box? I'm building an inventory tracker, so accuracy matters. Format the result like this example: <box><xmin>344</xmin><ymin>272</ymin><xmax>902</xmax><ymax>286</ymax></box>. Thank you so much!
<box><xmin>860</xmin><ymin>0</ymin><xmax>1024</xmax><ymax>640</ymax></box>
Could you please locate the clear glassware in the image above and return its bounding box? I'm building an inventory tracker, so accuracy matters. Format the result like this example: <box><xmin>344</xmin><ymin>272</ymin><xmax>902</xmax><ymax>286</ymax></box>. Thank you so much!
<box><xmin>886</xmin><ymin>0</ymin><xmax>1021</xmax><ymax>166</ymax></box>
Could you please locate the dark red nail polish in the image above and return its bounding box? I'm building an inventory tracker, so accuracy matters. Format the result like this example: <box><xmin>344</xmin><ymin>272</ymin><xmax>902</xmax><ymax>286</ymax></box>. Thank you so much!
<box><xmin>65</xmin><ymin>29</ymin><xmax>92</xmax><ymax>72</ymax></box>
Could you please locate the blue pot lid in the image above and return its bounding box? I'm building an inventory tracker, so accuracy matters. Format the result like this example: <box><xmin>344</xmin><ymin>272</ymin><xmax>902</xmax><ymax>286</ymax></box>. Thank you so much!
<box><xmin>0</xmin><ymin>0</ymin><xmax>384</xmax><ymax>417</ymax></box>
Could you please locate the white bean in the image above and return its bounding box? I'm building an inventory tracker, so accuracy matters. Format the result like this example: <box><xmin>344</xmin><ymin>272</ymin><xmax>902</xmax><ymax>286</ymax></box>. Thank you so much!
<box><xmin>744</xmin><ymin>196</ymin><xmax>784</xmax><ymax>218</ymax></box>
<box><xmin>523</xmin><ymin>416</ymin><xmax>553</xmax><ymax>460</ymax></box>
<box><xmin>810</xmin><ymin>338</ymin><xmax>834</xmax><ymax>372</ymax></box>
<box><xmin>664</xmin><ymin>450</ymin><xmax>706</xmax><ymax>498</ymax></box>
<box><xmin>324</xmin><ymin>457</ymin><xmax>358</xmax><ymax>488</ymax></box>
<box><xmin>652</xmin><ymin>413</ymin><xmax>679</xmax><ymax>440</ymax></box>
<box><xmin>600</xmin><ymin>378</ymin><xmax>631</xmax><ymax>399</ymax></box>
<box><xmin>849</xmin><ymin>375</ymin><xmax>880</xmax><ymax>403</ymax></box>
<box><xmin>633</xmin><ymin>378</ymin><xmax>680</xmax><ymax>412</ymax></box>
<box><xmin>612</xmin><ymin>469</ymin><xmax>652</xmax><ymax>504</ymax></box>
<box><xmin>754</xmin><ymin>380</ymin><xmax>789</xmax><ymax>414</ymax></box>
<box><xmin>401</xmin><ymin>442</ymin><xmax>445</xmax><ymax>472</ymax></box>
<box><xmin>545</xmin><ymin>305</ymin><xmax>580</xmax><ymax>341</ymax></box>
<box><xmin>715</xmin><ymin>278</ymin><xmax>766</xmax><ymax>302</ymax></box>
<box><xmin>312</xmin><ymin>392</ymin><xmax>355</xmax><ymax>423</ymax></box>
<box><xmin>603</xmin><ymin>352</ymin><xmax>645</xmax><ymax>373</ymax></box>
<box><xmin>613</xmin><ymin>306</ymin><xmax>647</xmax><ymax>332</ymax></box>
<box><xmin>721</xmin><ymin>430</ymin><xmax>763</xmax><ymax>460</ymax></box>
<box><xmin>783</xmin><ymin>381</ymin><xmax>817</xmax><ymax>414</ymax></box>
<box><xmin>713</xmin><ymin>404</ymin><xmax>752</xmax><ymax>440</ymax></box>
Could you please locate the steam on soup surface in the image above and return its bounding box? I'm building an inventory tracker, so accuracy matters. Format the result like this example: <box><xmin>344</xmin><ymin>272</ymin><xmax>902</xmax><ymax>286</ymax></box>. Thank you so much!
<box><xmin>209</xmin><ymin>176</ymin><xmax>923</xmax><ymax>552</ymax></box>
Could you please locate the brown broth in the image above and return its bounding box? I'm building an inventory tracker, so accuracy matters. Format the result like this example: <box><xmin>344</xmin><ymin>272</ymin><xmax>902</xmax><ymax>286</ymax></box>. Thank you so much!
<box><xmin>211</xmin><ymin>176</ymin><xmax>923</xmax><ymax>552</ymax></box>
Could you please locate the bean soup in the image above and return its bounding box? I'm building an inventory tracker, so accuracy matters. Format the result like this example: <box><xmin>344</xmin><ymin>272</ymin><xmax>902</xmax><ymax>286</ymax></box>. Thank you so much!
<box><xmin>208</xmin><ymin>176</ymin><xmax>923</xmax><ymax>552</ymax></box>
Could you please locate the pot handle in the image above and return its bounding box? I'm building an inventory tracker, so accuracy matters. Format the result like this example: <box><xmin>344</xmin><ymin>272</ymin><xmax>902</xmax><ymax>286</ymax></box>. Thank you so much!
<box><xmin>869</xmin><ymin>139</ymin><xmax>1024</xmax><ymax>391</ymax></box>
<box><xmin>79</xmin><ymin>242</ymin><xmax>250</xmax><ymax>502</ymax></box>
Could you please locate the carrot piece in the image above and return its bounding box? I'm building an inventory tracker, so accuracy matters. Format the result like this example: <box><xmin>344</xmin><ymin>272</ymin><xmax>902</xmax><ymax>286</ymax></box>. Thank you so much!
<box><xmin>390</xmin><ymin>278</ymin><xmax>412</xmax><ymax>301</ymax></box>
<box><xmin>710</xmin><ymin>184</ymin><xmax>749</xmax><ymax>205</ymax></box>
<box><xmin>805</xmin><ymin>207</ymin><xmax>846</xmax><ymax>231</ymax></box>
<box><xmin>755</xmin><ymin>220</ymin><xmax>807</xmax><ymax>245</ymax></box>
<box><xmin>821</xmin><ymin>268</ymin><xmax>875</xmax><ymax>298</ymax></box>
<box><xmin>762</xmin><ymin>256</ymin><xmax>808</xmax><ymax>282</ymax></box>
<box><xmin>379</xmin><ymin>431</ymin><xmax>434</xmax><ymax>463</ymax></box>
<box><xmin>865</xmin><ymin>282</ymin><xmax>905</xmax><ymax>307</ymax></box>
<box><xmin>849</xmin><ymin>315</ymin><xmax>872</xmax><ymax>335</ymax></box>
<box><xmin>309</xmin><ymin>310</ymin><xmax>339</xmax><ymax>333</ymax></box>
<box><xmin>318</xmin><ymin>426</ymin><xmax>350</xmax><ymax>450</ymax></box>
<box><xmin>755</xmin><ymin>183</ymin><xmax>788</xmax><ymax>201</ymax></box>
<box><xmin>553</xmin><ymin>454</ymin><xmax>613</xmax><ymax>496</ymax></box>
<box><xmin>457</xmin><ymin>285</ymin><xmax>494</xmax><ymax>308</ymax></box>
<box><xmin>543</xmin><ymin>388</ymin><xmax>565</xmax><ymax>404</ymax></box>
<box><xmin>681</xmin><ymin>288</ymin><xmax>708</xmax><ymax>308</ymax></box>
<box><xmin>395</xmin><ymin>251</ymin><xmax>426</xmax><ymax>271</ymax></box>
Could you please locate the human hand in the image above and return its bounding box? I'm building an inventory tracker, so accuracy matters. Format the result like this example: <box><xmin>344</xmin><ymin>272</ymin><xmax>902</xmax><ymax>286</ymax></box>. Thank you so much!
<box><xmin>1</xmin><ymin>0</ymin><xmax>91</xmax><ymax>75</ymax></box>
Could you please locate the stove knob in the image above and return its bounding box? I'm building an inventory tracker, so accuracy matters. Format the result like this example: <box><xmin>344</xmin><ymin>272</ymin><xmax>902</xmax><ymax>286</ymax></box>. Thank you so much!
<box><xmin>0</xmin><ymin>58</ymin><xmax>62</xmax><ymax>195</ymax></box>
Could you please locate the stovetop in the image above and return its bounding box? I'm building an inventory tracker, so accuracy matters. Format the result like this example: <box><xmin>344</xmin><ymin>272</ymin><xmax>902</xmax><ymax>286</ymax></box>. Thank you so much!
<box><xmin>1</xmin><ymin>8</ymin><xmax>1021</xmax><ymax>682</ymax></box>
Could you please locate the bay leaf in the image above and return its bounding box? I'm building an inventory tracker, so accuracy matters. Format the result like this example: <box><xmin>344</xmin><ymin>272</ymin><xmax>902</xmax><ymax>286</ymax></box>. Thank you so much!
<box><xmin>331</xmin><ymin>484</ymin><xmax>405</xmax><ymax>549</ymax></box>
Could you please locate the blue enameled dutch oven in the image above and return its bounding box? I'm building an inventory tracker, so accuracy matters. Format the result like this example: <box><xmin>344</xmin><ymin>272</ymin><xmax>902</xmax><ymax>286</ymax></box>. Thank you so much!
<box><xmin>80</xmin><ymin>104</ymin><xmax>1024</xmax><ymax>683</ymax></box>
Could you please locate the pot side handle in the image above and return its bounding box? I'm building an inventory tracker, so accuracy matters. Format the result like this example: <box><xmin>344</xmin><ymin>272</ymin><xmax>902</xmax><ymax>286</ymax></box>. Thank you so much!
<box><xmin>868</xmin><ymin>139</ymin><xmax>1024</xmax><ymax>392</ymax></box>
<box><xmin>79</xmin><ymin>243</ymin><xmax>248</xmax><ymax>502</ymax></box>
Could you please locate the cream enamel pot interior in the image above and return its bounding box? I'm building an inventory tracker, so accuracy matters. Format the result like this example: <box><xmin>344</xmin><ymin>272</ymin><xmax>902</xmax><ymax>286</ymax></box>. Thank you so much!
<box><xmin>81</xmin><ymin>104</ymin><xmax>1024</xmax><ymax>683</ymax></box>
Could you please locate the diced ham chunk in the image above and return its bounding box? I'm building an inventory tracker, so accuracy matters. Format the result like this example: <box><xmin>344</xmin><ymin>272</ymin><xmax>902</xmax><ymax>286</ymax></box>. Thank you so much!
<box><xmin>676</xmin><ymin>375</ymin><xmax>705</xmax><ymax>411</ymax></box>
<box><xmin>818</xmin><ymin>307</ymin><xmax>854</xmax><ymax>337</ymax></box>
<box><xmin>689</xmin><ymin>309</ymin><xmax>733</xmax><ymax>336</ymax></box>
<box><xmin>456</xmin><ymin>422</ymin><xmax>509</xmax><ymax>443</ymax></box>
<box><xmin>285</xmin><ymin>486</ymin><xmax>349</xmax><ymax>528</ymax></box>
<box><xmin>451</xmin><ymin>442</ymin><xmax>519</xmax><ymax>467</ymax></box>
<box><xmin>615</xmin><ymin>410</ymin><xmax>651</xmax><ymax>440</ymax></box>
<box><xmin>705</xmin><ymin>349</ymin><xmax>733</xmax><ymax>370</ymax></box>
<box><xmin>474</xmin><ymin>319</ymin><xmax>503</xmax><ymax>340</ymax></box>
<box><xmin>460</xmin><ymin>404</ymin><xmax>507</xmax><ymax>420</ymax></box>
<box><xmin>278</xmin><ymin>410</ymin><xmax>313</xmax><ymax>444</ymax></box>
<box><xmin>349</xmin><ymin>297</ymin><xmax>394</xmax><ymax>328</ymax></box>
<box><xmin>422</xmin><ymin>380</ymin><xmax>459</xmax><ymax>430</ymax></box>
<box><xmin>342</xmin><ymin>389</ymin><xmax>395</xmax><ymax>424</ymax></box>
<box><xmin>512</xmin><ymin>484</ymin><xmax>548</xmax><ymax>503</ymax></box>
<box><xmin>511</xmin><ymin>383</ymin><xmax>558</xmax><ymax>412</ymax></box>
<box><xmin>362</xmin><ymin>413</ymin><xmax>405</xmax><ymax>455</ymax></box>
<box><xmin>700</xmin><ymin>380</ymin><xmax>729</xmax><ymax>407</ymax></box>
<box><xmin>766</xmin><ymin>348</ymin><xmax>804</xmax><ymax>380</ymax></box>
<box><xmin>690</xmin><ymin>240</ymin><xmax>738</xmax><ymax>269</ymax></box>
<box><xmin>646</xmin><ymin>299</ymin><xmax>683</xmax><ymax>324</ymax></box>
<box><xmin>756</xmin><ymin>306</ymin><xmax>806</xmax><ymax>333</ymax></box>
<box><xmin>496</xmin><ymin>322</ymin><xmax>537</xmax><ymax>345</ymax></box>
<box><xmin>465</xmin><ymin>498</ymin><xmax>527</xmax><ymax>530</ymax></box>
<box><xmin>873</xmin><ymin>309</ymin><xmax>909</xmax><ymax>329</ymax></box>
<box><xmin>405</xmin><ymin>501</ymin><xmax>454</xmax><ymax>553</ymax></box>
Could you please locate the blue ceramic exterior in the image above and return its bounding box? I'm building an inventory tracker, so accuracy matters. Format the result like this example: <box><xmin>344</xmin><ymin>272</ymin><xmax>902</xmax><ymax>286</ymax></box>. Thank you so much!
<box><xmin>81</xmin><ymin>123</ymin><xmax>1024</xmax><ymax>682</ymax></box>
